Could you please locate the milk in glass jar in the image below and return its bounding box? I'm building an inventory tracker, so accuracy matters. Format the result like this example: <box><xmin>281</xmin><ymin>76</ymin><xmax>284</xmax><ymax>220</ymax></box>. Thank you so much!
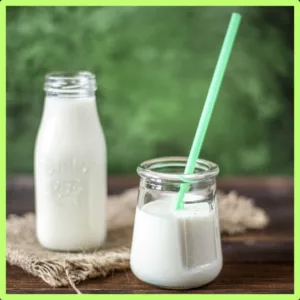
<box><xmin>130</xmin><ymin>157</ymin><xmax>222</xmax><ymax>289</ymax></box>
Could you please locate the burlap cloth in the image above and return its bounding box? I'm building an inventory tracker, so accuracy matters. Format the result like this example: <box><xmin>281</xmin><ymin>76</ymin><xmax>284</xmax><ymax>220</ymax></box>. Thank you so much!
<box><xmin>7</xmin><ymin>188</ymin><xmax>269</xmax><ymax>292</ymax></box>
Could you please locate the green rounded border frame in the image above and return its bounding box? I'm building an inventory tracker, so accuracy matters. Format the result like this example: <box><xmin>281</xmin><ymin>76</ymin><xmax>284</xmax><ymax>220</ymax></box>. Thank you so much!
<box><xmin>0</xmin><ymin>1</ymin><xmax>298</xmax><ymax>299</ymax></box>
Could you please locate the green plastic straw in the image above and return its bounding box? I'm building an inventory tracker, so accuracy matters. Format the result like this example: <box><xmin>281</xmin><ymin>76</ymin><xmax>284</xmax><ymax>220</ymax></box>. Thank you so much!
<box><xmin>175</xmin><ymin>12</ymin><xmax>242</xmax><ymax>210</ymax></box>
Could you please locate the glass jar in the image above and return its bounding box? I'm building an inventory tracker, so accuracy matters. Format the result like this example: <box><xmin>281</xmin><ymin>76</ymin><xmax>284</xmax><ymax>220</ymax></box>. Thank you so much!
<box><xmin>130</xmin><ymin>157</ymin><xmax>222</xmax><ymax>289</ymax></box>
<box><xmin>34</xmin><ymin>71</ymin><xmax>107</xmax><ymax>251</ymax></box>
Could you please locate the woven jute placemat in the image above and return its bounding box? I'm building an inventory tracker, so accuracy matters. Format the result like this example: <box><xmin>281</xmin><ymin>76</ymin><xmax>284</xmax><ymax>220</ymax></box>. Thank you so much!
<box><xmin>6</xmin><ymin>188</ymin><xmax>269</xmax><ymax>293</ymax></box>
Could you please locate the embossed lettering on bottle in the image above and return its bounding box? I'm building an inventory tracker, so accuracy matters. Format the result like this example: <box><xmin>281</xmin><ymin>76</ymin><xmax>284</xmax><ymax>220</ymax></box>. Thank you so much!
<box><xmin>39</xmin><ymin>156</ymin><xmax>89</xmax><ymax>205</ymax></box>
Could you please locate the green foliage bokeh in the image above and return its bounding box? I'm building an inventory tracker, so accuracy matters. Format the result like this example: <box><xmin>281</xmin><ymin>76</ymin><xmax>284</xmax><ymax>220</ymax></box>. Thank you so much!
<box><xmin>6</xmin><ymin>6</ymin><xmax>293</xmax><ymax>175</ymax></box>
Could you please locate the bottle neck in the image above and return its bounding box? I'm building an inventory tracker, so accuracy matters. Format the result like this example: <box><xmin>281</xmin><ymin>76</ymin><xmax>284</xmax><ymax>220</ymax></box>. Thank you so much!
<box><xmin>44</xmin><ymin>71</ymin><xmax>97</xmax><ymax>98</ymax></box>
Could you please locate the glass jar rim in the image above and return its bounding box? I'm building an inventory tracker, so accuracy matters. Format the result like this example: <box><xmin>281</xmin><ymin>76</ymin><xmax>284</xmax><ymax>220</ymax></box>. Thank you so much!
<box><xmin>137</xmin><ymin>156</ymin><xmax>219</xmax><ymax>183</ymax></box>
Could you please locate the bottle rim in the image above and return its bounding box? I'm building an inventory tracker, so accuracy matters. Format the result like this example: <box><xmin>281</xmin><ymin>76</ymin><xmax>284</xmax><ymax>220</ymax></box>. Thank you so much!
<box><xmin>44</xmin><ymin>71</ymin><xmax>97</xmax><ymax>96</ymax></box>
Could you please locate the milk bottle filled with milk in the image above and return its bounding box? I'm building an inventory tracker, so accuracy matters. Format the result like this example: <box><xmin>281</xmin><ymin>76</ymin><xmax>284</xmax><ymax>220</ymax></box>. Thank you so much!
<box><xmin>130</xmin><ymin>157</ymin><xmax>222</xmax><ymax>289</ymax></box>
<box><xmin>34</xmin><ymin>72</ymin><xmax>107</xmax><ymax>251</ymax></box>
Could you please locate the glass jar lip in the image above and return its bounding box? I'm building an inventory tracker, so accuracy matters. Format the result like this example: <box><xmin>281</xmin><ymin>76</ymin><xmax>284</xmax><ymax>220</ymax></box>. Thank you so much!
<box><xmin>137</xmin><ymin>156</ymin><xmax>219</xmax><ymax>183</ymax></box>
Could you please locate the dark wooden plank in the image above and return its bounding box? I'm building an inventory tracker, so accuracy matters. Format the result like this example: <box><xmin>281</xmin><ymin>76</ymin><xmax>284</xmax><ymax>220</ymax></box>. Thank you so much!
<box><xmin>7</xmin><ymin>262</ymin><xmax>293</xmax><ymax>294</ymax></box>
<box><xmin>6</xmin><ymin>237</ymin><xmax>294</xmax><ymax>293</ymax></box>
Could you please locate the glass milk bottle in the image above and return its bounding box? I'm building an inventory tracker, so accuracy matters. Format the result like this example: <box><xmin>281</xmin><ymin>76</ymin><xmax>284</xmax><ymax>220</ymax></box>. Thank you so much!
<box><xmin>34</xmin><ymin>72</ymin><xmax>107</xmax><ymax>251</ymax></box>
<box><xmin>130</xmin><ymin>157</ymin><xmax>222</xmax><ymax>289</ymax></box>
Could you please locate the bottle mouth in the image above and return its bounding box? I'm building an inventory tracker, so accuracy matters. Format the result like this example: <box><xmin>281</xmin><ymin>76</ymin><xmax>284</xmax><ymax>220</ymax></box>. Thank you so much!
<box><xmin>137</xmin><ymin>157</ymin><xmax>219</xmax><ymax>183</ymax></box>
<box><xmin>44</xmin><ymin>71</ymin><xmax>97</xmax><ymax>96</ymax></box>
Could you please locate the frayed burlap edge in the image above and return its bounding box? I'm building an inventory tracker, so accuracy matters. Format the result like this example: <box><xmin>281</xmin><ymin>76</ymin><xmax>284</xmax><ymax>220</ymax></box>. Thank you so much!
<box><xmin>7</xmin><ymin>241</ymin><xmax>130</xmax><ymax>289</ymax></box>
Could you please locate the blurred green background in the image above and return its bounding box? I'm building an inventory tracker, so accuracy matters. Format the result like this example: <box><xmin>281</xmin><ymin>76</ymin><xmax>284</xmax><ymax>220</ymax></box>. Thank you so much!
<box><xmin>6</xmin><ymin>6</ymin><xmax>293</xmax><ymax>176</ymax></box>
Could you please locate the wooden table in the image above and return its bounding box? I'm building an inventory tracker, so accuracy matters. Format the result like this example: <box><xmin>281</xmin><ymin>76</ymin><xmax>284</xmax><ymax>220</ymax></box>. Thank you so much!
<box><xmin>6</xmin><ymin>176</ymin><xmax>294</xmax><ymax>294</ymax></box>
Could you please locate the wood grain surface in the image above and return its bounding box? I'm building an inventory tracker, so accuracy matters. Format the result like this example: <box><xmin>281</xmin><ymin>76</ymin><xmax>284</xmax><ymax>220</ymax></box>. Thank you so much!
<box><xmin>6</xmin><ymin>175</ymin><xmax>294</xmax><ymax>294</ymax></box>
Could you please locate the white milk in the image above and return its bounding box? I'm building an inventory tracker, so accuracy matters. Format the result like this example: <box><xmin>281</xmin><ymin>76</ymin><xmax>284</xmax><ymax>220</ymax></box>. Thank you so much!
<box><xmin>130</xmin><ymin>198</ymin><xmax>222</xmax><ymax>288</ymax></box>
<box><xmin>34</xmin><ymin>95</ymin><xmax>107</xmax><ymax>251</ymax></box>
